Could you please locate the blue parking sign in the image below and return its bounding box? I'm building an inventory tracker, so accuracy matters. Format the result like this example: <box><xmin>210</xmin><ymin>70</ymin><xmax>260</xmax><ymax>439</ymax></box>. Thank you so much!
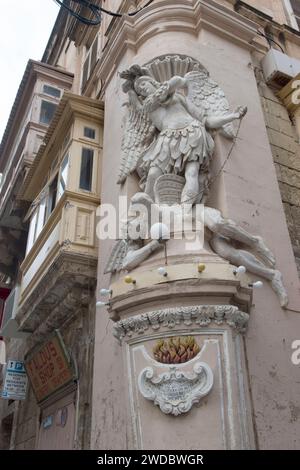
<box><xmin>1</xmin><ymin>359</ymin><xmax>28</xmax><ymax>400</ymax></box>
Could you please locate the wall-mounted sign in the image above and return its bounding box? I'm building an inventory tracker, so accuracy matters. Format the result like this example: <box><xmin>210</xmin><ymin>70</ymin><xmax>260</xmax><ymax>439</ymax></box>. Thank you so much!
<box><xmin>25</xmin><ymin>331</ymin><xmax>76</xmax><ymax>403</ymax></box>
<box><xmin>1</xmin><ymin>360</ymin><xmax>28</xmax><ymax>400</ymax></box>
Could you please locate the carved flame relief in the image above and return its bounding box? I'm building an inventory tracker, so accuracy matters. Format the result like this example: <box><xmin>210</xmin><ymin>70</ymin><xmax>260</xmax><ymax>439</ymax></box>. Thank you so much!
<box><xmin>153</xmin><ymin>336</ymin><xmax>201</xmax><ymax>365</ymax></box>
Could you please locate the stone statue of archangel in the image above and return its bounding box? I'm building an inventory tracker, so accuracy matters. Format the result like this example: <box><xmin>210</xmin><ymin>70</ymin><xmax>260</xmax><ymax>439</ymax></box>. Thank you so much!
<box><xmin>105</xmin><ymin>58</ymin><xmax>288</xmax><ymax>308</ymax></box>
<box><xmin>118</xmin><ymin>64</ymin><xmax>247</xmax><ymax>205</ymax></box>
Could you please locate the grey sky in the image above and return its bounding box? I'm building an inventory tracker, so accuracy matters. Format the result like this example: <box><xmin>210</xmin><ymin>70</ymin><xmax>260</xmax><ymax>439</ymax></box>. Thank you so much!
<box><xmin>0</xmin><ymin>0</ymin><xmax>60</xmax><ymax>141</ymax></box>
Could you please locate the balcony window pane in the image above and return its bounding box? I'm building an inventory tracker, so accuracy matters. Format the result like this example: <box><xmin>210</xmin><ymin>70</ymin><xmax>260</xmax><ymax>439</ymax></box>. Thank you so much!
<box><xmin>39</xmin><ymin>100</ymin><xmax>57</xmax><ymax>125</ymax></box>
<box><xmin>80</xmin><ymin>148</ymin><xmax>94</xmax><ymax>191</ymax></box>
<box><xmin>35</xmin><ymin>199</ymin><xmax>46</xmax><ymax>239</ymax></box>
<box><xmin>82</xmin><ymin>57</ymin><xmax>89</xmax><ymax>90</ymax></box>
<box><xmin>26</xmin><ymin>210</ymin><xmax>38</xmax><ymax>254</ymax></box>
<box><xmin>43</xmin><ymin>85</ymin><xmax>61</xmax><ymax>99</ymax></box>
<box><xmin>57</xmin><ymin>155</ymin><xmax>69</xmax><ymax>202</ymax></box>
<box><xmin>45</xmin><ymin>175</ymin><xmax>58</xmax><ymax>221</ymax></box>
<box><xmin>84</xmin><ymin>127</ymin><xmax>95</xmax><ymax>139</ymax></box>
<box><xmin>49</xmin><ymin>176</ymin><xmax>58</xmax><ymax>213</ymax></box>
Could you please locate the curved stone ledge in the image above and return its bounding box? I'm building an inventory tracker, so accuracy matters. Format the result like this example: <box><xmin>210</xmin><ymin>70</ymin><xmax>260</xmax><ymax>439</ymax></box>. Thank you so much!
<box><xmin>113</xmin><ymin>305</ymin><xmax>249</xmax><ymax>342</ymax></box>
<box><xmin>16</xmin><ymin>251</ymin><xmax>97</xmax><ymax>334</ymax></box>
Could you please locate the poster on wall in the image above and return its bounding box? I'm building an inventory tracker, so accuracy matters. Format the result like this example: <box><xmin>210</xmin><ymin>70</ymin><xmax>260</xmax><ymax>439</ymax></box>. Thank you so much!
<box><xmin>1</xmin><ymin>360</ymin><xmax>28</xmax><ymax>400</ymax></box>
<box><xmin>24</xmin><ymin>330</ymin><xmax>76</xmax><ymax>403</ymax></box>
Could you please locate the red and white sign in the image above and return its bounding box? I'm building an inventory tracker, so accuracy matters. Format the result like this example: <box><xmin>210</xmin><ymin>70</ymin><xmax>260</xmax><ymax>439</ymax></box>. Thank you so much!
<box><xmin>25</xmin><ymin>332</ymin><xmax>75</xmax><ymax>402</ymax></box>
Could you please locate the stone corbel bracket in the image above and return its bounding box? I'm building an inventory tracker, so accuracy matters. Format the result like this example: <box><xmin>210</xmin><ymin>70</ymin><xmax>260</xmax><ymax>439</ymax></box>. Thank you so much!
<box><xmin>113</xmin><ymin>305</ymin><xmax>249</xmax><ymax>342</ymax></box>
<box><xmin>138</xmin><ymin>361</ymin><xmax>214</xmax><ymax>416</ymax></box>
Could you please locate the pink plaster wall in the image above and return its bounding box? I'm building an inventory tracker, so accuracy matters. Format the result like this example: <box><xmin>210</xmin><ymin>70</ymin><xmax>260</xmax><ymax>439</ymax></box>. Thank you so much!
<box><xmin>92</xmin><ymin>10</ymin><xmax>300</xmax><ymax>449</ymax></box>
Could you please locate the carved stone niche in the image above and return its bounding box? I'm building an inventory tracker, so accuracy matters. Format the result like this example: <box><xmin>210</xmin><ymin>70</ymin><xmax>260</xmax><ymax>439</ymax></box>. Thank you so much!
<box><xmin>144</xmin><ymin>54</ymin><xmax>208</xmax><ymax>82</ymax></box>
<box><xmin>116</xmin><ymin>305</ymin><xmax>255</xmax><ymax>450</ymax></box>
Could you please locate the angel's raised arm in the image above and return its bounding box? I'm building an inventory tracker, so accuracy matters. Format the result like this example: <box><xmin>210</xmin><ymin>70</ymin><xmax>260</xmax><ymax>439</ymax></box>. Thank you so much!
<box><xmin>167</xmin><ymin>76</ymin><xmax>187</xmax><ymax>93</ymax></box>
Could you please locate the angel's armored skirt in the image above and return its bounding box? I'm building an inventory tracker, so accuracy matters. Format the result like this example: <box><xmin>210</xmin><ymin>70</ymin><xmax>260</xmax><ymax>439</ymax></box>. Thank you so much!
<box><xmin>141</xmin><ymin>120</ymin><xmax>214</xmax><ymax>174</ymax></box>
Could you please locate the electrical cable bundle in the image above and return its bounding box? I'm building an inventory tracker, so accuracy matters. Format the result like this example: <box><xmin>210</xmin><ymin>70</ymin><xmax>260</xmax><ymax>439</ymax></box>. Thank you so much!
<box><xmin>53</xmin><ymin>0</ymin><xmax>154</xmax><ymax>26</ymax></box>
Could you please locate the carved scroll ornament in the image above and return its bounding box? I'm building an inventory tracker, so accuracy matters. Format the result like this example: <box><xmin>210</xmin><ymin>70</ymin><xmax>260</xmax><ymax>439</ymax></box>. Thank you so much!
<box><xmin>138</xmin><ymin>361</ymin><xmax>213</xmax><ymax>416</ymax></box>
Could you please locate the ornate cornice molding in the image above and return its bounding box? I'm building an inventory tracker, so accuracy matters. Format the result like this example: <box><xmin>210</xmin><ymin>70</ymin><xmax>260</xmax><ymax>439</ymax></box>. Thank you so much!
<box><xmin>87</xmin><ymin>0</ymin><xmax>258</xmax><ymax>97</ymax></box>
<box><xmin>113</xmin><ymin>305</ymin><xmax>250</xmax><ymax>341</ymax></box>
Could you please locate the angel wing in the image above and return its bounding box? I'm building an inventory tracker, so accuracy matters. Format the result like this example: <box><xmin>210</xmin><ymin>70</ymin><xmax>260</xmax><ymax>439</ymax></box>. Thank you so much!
<box><xmin>117</xmin><ymin>100</ymin><xmax>157</xmax><ymax>185</ymax></box>
<box><xmin>185</xmin><ymin>69</ymin><xmax>235</xmax><ymax>139</ymax></box>
<box><xmin>104</xmin><ymin>240</ymin><xmax>128</xmax><ymax>274</ymax></box>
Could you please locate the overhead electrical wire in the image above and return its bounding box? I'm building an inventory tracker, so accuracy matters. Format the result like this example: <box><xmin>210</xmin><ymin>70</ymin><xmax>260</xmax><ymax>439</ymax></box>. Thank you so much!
<box><xmin>256</xmin><ymin>28</ymin><xmax>285</xmax><ymax>53</ymax></box>
<box><xmin>53</xmin><ymin>0</ymin><xmax>154</xmax><ymax>25</ymax></box>
<box><xmin>53</xmin><ymin>0</ymin><xmax>101</xmax><ymax>25</ymax></box>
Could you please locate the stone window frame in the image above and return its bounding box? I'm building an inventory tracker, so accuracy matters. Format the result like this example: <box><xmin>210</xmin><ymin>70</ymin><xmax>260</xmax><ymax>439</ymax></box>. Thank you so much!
<box><xmin>283</xmin><ymin>0</ymin><xmax>300</xmax><ymax>31</ymax></box>
<box><xmin>81</xmin><ymin>33</ymin><xmax>100</xmax><ymax>91</ymax></box>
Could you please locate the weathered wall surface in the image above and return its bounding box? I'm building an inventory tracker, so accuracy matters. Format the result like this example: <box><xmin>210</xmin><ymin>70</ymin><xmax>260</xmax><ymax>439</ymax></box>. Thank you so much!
<box><xmin>92</xmin><ymin>0</ymin><xmax>300</xmax><ymax>450</ymax></box>
<box><xmin>255</xmin><ymin>67</ymin><xmax>300</xmax><ymax>273</ymax></box>
<box><xmin>1</xmin><ymin>302</ymin><xmax>95</xmax><ymax>450</ymax></box>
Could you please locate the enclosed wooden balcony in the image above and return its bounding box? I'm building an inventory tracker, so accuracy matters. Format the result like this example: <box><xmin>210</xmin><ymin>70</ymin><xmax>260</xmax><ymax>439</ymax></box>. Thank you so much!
<box><xmin>0</xmin><ymin>61</ymin><xmax>73</xmax><ymax>283</ymax></box>
<box><xmin>15</xmin><ymin>93</ymin><xmax>104</xmax><ymax>335</ymax></box>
